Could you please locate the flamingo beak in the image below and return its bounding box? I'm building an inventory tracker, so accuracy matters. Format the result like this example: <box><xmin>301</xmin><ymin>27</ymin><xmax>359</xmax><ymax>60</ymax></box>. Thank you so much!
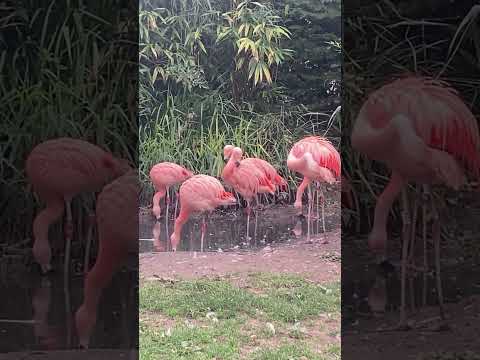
<box><xmin>224</xmin><ymin>155</ymin><xmax>229</xmax><ymax>162</ymax></box>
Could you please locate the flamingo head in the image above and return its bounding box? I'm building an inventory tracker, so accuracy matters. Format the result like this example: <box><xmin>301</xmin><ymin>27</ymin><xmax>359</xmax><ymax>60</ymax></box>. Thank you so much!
<box><xmin>181</xmin><ymin>168</ymin><xmax>194</xmax><ymax>180</ymax></box>
<box><xmin>223</xmin><ymin>144</ymin><xmax>235</xmax><ymax>161</ymax></box>
<box><xmin>230</xmin><ymin>147</ymin><xmax>243</xmax><ymax>162</ymax></box>
<box><xmin>75</xmin><ymin>304</ymin><xmax>96</xmax><ymax>349</ymax></box>
<box><xmin>102</xmin><ymin>154</ymin><xmax>132</xmax><ymax>179</ymax></box>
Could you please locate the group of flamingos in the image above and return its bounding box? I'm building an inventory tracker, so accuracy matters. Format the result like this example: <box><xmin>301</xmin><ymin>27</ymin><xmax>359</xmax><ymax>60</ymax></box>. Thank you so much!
<box><xmin>150</xmin><ymin>139</ymin><xmax>341</xmax><ymax>252</ymax></box>
<box><xmin>25</xmin><ymin>75</ymin><xmax>479</xmax><ymax>345</ymax></box>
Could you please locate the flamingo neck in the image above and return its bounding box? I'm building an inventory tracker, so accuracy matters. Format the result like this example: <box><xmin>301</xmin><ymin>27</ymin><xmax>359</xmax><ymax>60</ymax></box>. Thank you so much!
<box><xmin>222</xmin><ymin>154</ymin><xmax>240</xmax><ymax>180</ymax></box>
<box><xmin>287</xmin><ymin>152</ymin><xmax>306</xmax><ymax>173</ymax></box>
<box><xmin>351</xmin><ymin>108</ymin><xmax>397</xmax><ymax>157</ymax></box>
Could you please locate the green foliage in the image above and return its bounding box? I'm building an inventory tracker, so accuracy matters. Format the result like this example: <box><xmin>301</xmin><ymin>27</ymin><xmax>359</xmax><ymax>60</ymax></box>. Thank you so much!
<box><xmin>216</xmin><ymin>0</ymin><xmax>294</xmax><ymax>95</ymax></box>
<box><xmin>275</xmin><ymin>0</ymin><xmax>341</xmax><ymax>108</ymax></box>
<box><xmin>343</xmin><ymin>1</ymin><xmax>480</xmax><ymax>235</ymax></box>
<box><xmin>139</xmin><ymin>0</ymin><xmax>341</xmax><ymax>205</ymax></box>
<box><xmin>1</xmin><ymin>1</ymin><xmax>136</xmax><ymax>241</ymax></box>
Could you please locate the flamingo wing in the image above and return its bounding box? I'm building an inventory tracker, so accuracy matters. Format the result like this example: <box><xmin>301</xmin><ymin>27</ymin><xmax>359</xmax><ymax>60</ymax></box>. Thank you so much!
<box><xmin>377</xmin><ymin>77</ymin><xmax>480</xmax><ymax>178</ymax></box>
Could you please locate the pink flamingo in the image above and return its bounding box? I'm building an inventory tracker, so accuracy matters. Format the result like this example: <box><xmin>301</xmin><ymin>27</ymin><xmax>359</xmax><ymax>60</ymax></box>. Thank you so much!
<box><xmin>224</xmin><ymin>145</ymin><xmax>288</xmax><ymax>207</ymax></box>
<box><xmin>222</xmin><ymin>147</ymin><xmax>275</xmax><ymax>238</ymax></box>
<box><xmin>170</xmin><ymin>175</ymin><xmax>236</xmax><ymax>251</ymax></box>
<box><xmin>287</xmin><ymin>136</ymin><xmax>341</xmax><ymax>240</ymax></box>
<box><xmin>351</xmin><ymin>76</ymin><xmax>480</xmax><ymax>328</ymax></box>
<box><xmin>25</xmin><ymin>137</ymin><xmax>131</xmax><ymax>275</ymax></box>
<box><xmin>75</xmin><ymin>169</ymin><xmax>139</xmax><ymax>348</ymax></box>
<box><xmin>149</xmin><ymin>162</ymin><xmax>193</xmax><ymax>221</ymax></box>
<box><xmin>223</xmin><ymin>145</ymin><xmax>288</xmax><ymax>191</ymax></box>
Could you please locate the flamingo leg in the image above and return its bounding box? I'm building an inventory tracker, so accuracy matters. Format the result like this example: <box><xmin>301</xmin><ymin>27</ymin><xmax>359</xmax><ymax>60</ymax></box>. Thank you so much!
<box><xmin>246</xmin><ymin>201</ymin><xmax>251</xmax><ymax>240</ymax></box>
<box><xmin>431</xmin><ymin>198</ymin><xmax>447</xmax><ymax>325</ymax></box>
<box><xmin>165</xmin><ymin>188</ymin><xmax>170</xmax><ymax>221</ymax></box>
<box><xmin>254</xmin><ymin>209</ymin><xmax>258</xmax><ymax>245</ymax></box>
<box><xmin>63</xmin><ymin>199</ymin><xmax>73</xmax><ymax>347</ymax></box>
<box><xmin>316</xmin><ymin>183</ymin><xmax>320</xmax><ymax>221</ymax></box>
<box><xmin>307</xmin><ymin>184</ymin><xmax>312</xmax><ymax>242</ymax></box>
<box><xmin>84</xmin><ymin>213</ymin><xmax>96</xmax><ymax>274</ymax></box>
<box><xmin>399</xmin><ymin>190</ymin><xmax>411</xmax><ymax>329</ymax></box>
<box><xmin>409</xmin><ymin>188</ymin><xmax>419</xmax><ymax>313</ymax></box>
<box><xmin>422</xmin><ymin>185</ymin><xmax>429</xmax><ymax>307</ymax></box>
<box><xmin>200</xmin><ymin>215</ymin><xmax>207</xmax><ymax>252</ymax></box>
<box><xmin>174</xmin><ymin>192</ymin><xmax>179</xmax><ymax>218</ymax></box>
<box><xmin>64</xmin><ymin>199</ymin><xmax>73</xmax><ymax>280</ymax></box>
<box><xmin>320</xmin><ymin>186</ymin><xmax>326</xmax><ymax>236</ymax></box>
<box><xmin>369</xmin><ymin>172</ymin><xmax>405</xmax><ymax>263</ymax></box>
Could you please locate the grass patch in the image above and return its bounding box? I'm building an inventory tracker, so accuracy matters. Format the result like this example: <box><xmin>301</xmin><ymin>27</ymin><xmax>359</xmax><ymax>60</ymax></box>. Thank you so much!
<box><xmin>140</xmin><ymin>272</ymin><xmax>340</xmax><ymax>359</ymax></box>
<box><xmin>140</xmin><ymin>319</ymin><xmax>242</xmax><ymax>360</ymax></box>
<box><xmin>140</xmin><ymin>278</ymin><xmax>256</xmax><ymax>319</ymax></box>
<box><xmin>246</xmin><ymin>273</ymin><xmax>340</xmax><ymax>322</ymax></box>
<box><xmin>140</xmin><ymin>273</ymin><xmax>340</xmax><ymax>323</ymax></box>
<box><xmin>251</xmin><ymin>343</ymin><xmax>323</xmax><ymax>360</ymax></box>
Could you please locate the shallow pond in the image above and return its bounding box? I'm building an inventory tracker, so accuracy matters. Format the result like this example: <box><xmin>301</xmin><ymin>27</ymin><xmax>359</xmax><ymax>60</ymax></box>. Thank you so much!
<box><xmin>139</xmin><ymin>195</ymin><xmax>340</xmax><ymax>253</ymax></box>
<box><xmin>0</xmin><ymin>257</ymin><xmax>138</xmax><ymax>353</ymax></box>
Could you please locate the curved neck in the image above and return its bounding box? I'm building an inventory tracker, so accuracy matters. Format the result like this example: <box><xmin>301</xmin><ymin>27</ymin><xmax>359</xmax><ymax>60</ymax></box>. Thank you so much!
<box><xmin>222</xmin><ymin>153</ymin><xmax>239</xmax><ymax>180</ymax></box>
<box><xmin>351</xmin><ymin>111</ymin><xmax>397</xmax><ymax>157</ymax></box>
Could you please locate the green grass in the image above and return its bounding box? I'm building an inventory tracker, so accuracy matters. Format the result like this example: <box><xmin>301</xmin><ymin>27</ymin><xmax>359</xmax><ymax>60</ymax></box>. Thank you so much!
<box><xmin>251</xmin><ymin>343</ymin><xmax>324</xmax><ymax>360</ymax></box>
<box><xmin>140</xmin><ymin>273</ymin><xmax>340</xmax><ymax>322</ymax></box>
<box><xmin>140</xmin><ymin>319</ymin><xmax>242</xmax><ymax>360</ymax></box>
<box><xmin>140</xmin><ymin>273</ymin><xmax>340</xmax><ymax>359</ymax></box>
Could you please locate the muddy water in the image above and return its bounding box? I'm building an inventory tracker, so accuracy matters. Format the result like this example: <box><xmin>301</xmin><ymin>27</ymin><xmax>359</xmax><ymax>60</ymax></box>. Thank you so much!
<box><xmin>0</xmin><ymin>258</ymin><xmax>138</xmax><ymax>353</ymax></box>
<box><xmin>139</xmin><ymin>197</ymin><xmax>340</xmax><ymax>253</ymax></box>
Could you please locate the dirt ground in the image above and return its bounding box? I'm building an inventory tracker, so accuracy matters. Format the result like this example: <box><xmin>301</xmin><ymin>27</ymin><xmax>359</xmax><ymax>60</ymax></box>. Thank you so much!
<box><xmin>140</xmin><ymin>227</ymin><xmax>340</xmax><ymax>284</ymax></box>
<box><xmin>343</xmin><ymin>294</ymin><xmax>480</xmax><ymax>359</ymax></box>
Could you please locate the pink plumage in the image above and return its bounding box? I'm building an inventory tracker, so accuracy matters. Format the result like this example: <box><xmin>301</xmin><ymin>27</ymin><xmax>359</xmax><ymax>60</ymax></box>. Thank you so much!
<box><xmin>149</xmin><ymin>162</ymin><xmax>193</xmax><ymax>219</ymax></box>
<box><xmin>287</xmin><ymin>136</ymin><xmax>341</xmax><ymax>212</ymax></box>
<box><xmin>25</xmin><ymin>137</ymin><xmax>131</xmax><ymax>273</ymax></box>
<box><xmin>352</xmin><ymin>76</ymin><xmax>480</xmax><ymax>253</ymax></box>
<box><xmin>223</xmin><ymin>145</ymin><xmax>288</xmax><ymax>191</ymax></box>
<box><xmin>75</xmin><ymin>169</ymin><xmax>139</xmax><ymax>348</ymax></box>
<box><xmin>350</xmin><ymin>75</ymin><xmax>480</xmax><ymax>327</ymax></box>
<box><xmin>170</xmin><ymin>175</ymin><xmax>236</xmax><ymax>251</ymax></box>
<box><xmin>222</xmin><ymin>147</ymin><xmax>275</xmax><ymax>203</ymax></box>
<box><xmin>353</xmin><ymin>76</ymin><xmax>480</xmax><ymax>186</ymax></box>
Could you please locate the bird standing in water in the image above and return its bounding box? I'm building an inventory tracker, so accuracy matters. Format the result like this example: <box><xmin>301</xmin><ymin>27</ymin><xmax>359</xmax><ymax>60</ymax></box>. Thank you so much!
<box><xmin>223</xmin><ymin>145</ymin><xmax>288</xmax><ymax>197</ymax></box>
<box><xmin>26</xmin><ymin>137</ymin><xmax>130</xmax><ymax>276</ymax></box>
<box><xmin>75</xmin><ymin>169</ymin><xmax>139</xmax><ymax>348</ymax></box>
<box><xmin>222</xmin><ymin>147</ymin><xmax>275</xmax><ymax>238</ymax></box>
<box><xmin>351</xmin><ymin>76</ymin><xmax>480</xmax><ymax>328</ymax></box>
<box><xmin>149</xmin><ymin>162</ymin><xmax>193</xmax><ymax>221</ymax></box>
<box><xmin>170</xmin><ymin>175</ymin><xmax>236</xmax><ymax>251</ymax></box>
<box><xmin>287</xmin><ymin>136</ymin><xmax>341</xmax><ymax>241</ymax></box>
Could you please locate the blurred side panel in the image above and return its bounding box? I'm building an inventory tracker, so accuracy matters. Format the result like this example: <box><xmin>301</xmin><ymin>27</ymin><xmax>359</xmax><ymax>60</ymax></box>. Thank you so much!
<box><xmin>0</xmin><ymin>1</ymin><xmax>138</xmax><ymax>358</ymax></box>
<box><xmin>342</xmin><ymin>1</ymin><xmax>480</xmax><ymax>359</ymax></box>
